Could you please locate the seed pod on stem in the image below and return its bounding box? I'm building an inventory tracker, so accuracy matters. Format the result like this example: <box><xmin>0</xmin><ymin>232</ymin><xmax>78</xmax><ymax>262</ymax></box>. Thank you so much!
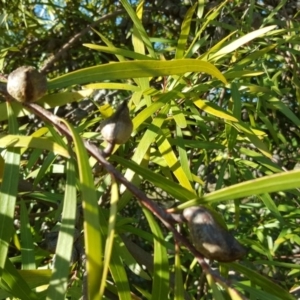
<box><xmin>98</xmin><ymin>101</ymin><xmax>133</xmax><ymax>145</ymax></box>
<box><xmin>7</xmin><ymin>66</ymin><xmax>47</xmax><ymax>103</ymax></box>
<box><xmin>183</xmin><ymin>206</ymin><xmax>247</xmax><ymax>262</ymax></box>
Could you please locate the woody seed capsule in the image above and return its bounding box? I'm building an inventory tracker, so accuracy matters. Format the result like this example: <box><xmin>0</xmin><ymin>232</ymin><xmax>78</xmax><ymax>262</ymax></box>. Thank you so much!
<box><xmin>183</xmin><ymin>206</ymin><xmax>247</xmax><ymax>262</ymax></box>
<box><xmin>7</xmin><ymin>66</ymin><xmax>47</xmax><ymax>102</ymax></box>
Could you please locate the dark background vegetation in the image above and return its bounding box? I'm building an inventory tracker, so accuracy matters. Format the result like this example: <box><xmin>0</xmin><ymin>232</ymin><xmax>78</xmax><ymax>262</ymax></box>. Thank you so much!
<box><xmin>1</xmin><ymin>0</ymin><xmax>300</xmax><ymax>299</ymax></box>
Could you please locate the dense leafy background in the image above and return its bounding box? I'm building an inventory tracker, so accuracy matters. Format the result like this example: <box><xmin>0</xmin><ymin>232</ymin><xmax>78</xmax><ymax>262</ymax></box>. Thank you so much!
<box><xmin>1</xmin><ymin>0</ymin><xmax>300</xmax><ymax>299</ymax></box>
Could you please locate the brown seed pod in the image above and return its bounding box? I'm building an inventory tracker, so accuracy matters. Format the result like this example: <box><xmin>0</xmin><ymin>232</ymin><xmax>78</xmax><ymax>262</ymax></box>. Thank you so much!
<box><xmin>98</xmin><ymin>101</ymin><xmax>133</xmax><ymax>145</ymax></box>
<box><xmin>7</xmin><ymin>66</ymin><xmax>47</xmax><ymax>102</ymax></box>
<box><xmin>183</xmin><ymin>206</ymin><xmax>247</xmax><ymax>262</ymax></box>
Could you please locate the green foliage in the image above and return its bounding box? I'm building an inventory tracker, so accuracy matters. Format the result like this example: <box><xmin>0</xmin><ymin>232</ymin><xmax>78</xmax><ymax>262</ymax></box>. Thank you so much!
<box><xmin>1</xmin><ymin>0</ymin><xmax>300</xmax><ymax>299</ymax></box>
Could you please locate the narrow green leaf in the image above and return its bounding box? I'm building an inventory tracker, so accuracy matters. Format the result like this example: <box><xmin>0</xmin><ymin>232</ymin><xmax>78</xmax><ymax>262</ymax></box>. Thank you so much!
<box><xmin>0</xmin><ymin>102</ymin><xmax>20</xmax><ymax>272</ymax></box>
<box><xmin>206</xmin><ymin>273</ymin><xmax>226</xmax><ymax>300</ymax></box>
<box><xmin>259</xmin><ymin>193</ymin><xmax>282</xmax><ymax>220</ymax></box>
<box><xmin>225</xmin><ymin>70</ymin><xmax>264</xmax><ymax>79</ymax></box>
<box><xmin>234</xmin><ymin>282</ymin><xmax>282</xmax><ymax>300</ymax></box>
<box><xmin>33</xmin><ymin>152</ymin><xmax>56</xmax><ymax>187</ymax></box>
<box><xmin>230</xmin><ymin>122</ymin><xmax>271</xmax><ymax>158</ymax></box>
<box><xmin>83</xmin><ymin>44</ymin><xmax>155</xmax><ymax>61</ymax></box>
<box><xmin>210</xmin><ymin>25</ymin><xmax>277</xmax><ymax>61</ymax></box>
<box><xmin>84</xmin><ymin>82</ymin><xmax>141</xmax><ymax>92</ymax></box>
<box><xmin>133</xmin><ymin>93</ymin><xmax>170</xmax><ymax>129</ymax></box>
<box><xmin>231</xmin><ymin>82</ymin><xmax>241</xmax><ymax>119</ymax></box>
<box><xmin>119</xmin><ymin>99</ymin><xmax>172</xmax><ymax>208</ymax></box>
<box><xmin>254</xmin><ymin>260</ymin><xmax>300</xmax><ymax>270</ymax></box>
<box><xmin>216</xmin><ymin>161</ymin><xmax>228</xmax><ymax>191</ymax></box>
<box><xmin>90</xmin><ymin>29</ymin><xmax>126</xmax><ymax>61</ymax></box>
<box><xmin>0</xmin><ymin>259</ymin><xmax>38</xmax><ymax>300</ymax></box>
<box><xmin>0</xmin><ymin>90</ymin><xmax>93</xmax><ymax>122</ymax></box>
<box><xmin>41</xmin><ymin>90</ymin><xmax>94</xmax><ymax>108</ymax></box>
<box><xmin>186</xmin><ymin>0</ymin><xmax>229</xmax><ymax>58</ymax></box>
<box><xmin>174</xmin><ymin>244</ymin><xmax>184</xmax><ymax>300</ymax></box>
<box><xmin>156</xmin><ymin>133</ymin><xmax>193</xmax><ymax>191</ymax></box>
<box><xmin>109</xmin><ymin>240</ymin><xmax>132</xmax><ymax>300</ymax></box>
<box><xmin>120</xmin><ymin>0</ymin><xmax>156</xmax><ymax>58</ymax></box>
<box><xmin>47</xmin><ymin>157</ymin><xmax>77</xmax><ymax>300</ymax></box>
<box><xmin>268</xmin><ymin>98</ymin><xmax>300</xmax><ymax>127</ymax></box>
<box><xmin>132</xmin><ymin>1</ymin><xmax>145</xmax><ymax>55</ymax></box>
<box><xmin>226</xmin><ymin>82</ymin><xmax>241</xmax><ymax>151</ymax></box>
<box><xmin>133</xmin><ymin>285</ymin><xmax>151</xmax><ymax>299</ymax></box>
<box><xmin>60</xmin><ymin>119</ymin><xmax>102</xmax><ymax>300</ymax></box>
<box><xmin>175</xmin><ymin>3</ymin><xmax>197</xmax><ymax>59</ymax></box>
<box><xmin>170</xmin><ymin>138</ymin><xmax>225</xmax><ymax>150</ymax></box>
<box><xmin>176</xmin><ymin>126</ymin><xmax>192</xmax><ymax>181</ymax></box>
<box><xmin>99</xmin><ymin>176</ymin><xmax>119</xmax><ymax>298</ymax></box>
<box><xmin>112</xmin><ymin>155</ymin><xmax>196</xmax><ymax>201</ymax></box>
<box><xmin>239</xmin><ymin>147</ymin><xmax>281</xmax><ymax>173</ymax></box>
<box><xmin>257</xmin><ymin>113</ymin><xmax>279</xmax><ymax>144</ymax></box>
<box><xmin>225</xmin><ymin>285</ymin><xmax>245</xmax><ymax>300</ymax></box>
<box><xmin>130</xmin><ymin>2</ymin><xmax>152</xmax><ymax>107</ymax></box>
<box><xmin>171</xmin><ymin>101</ymin><xmax>187</xmax><ymax>128</ymax></box>
<box><xmin>0</xmin><ymin>135</ymin><xmax>69</xmax><ymax>158</ymax></box>
<box><xmin>178</xmin><ymin>169</ymin><xmax>300</xmax><ymax>207</ymax></box>
<box><xmin>114</xmin><ymin>236</ymin><xmax>151</xmax><ymax>280</ymax></box>
<box><xmin>197</xmin><ymin>0</ymin><xmax>205</xmax><ymax>19</ymax></box>
<box><xmin>120</xmin><ymin>225</ymin><xmax>175</xmax><ymax>251</ymax></box>
<box><xmin>18</xmin><ymin>270</ymin><xmax>51</xmax><ymax>289</ymax></box>
<box><xmin>48</xmin><ymin>60</ymin><xmax>227</xmax><ymax>90</ymax></box>
<box><xmin>230</xmin><ymin>262</ymin><xmax>295</xmax><ymax>300</ymax></box>
<box><xmin>230</xmin><ymin>121</ymin><xmax>266</xmax><ymax>136</ymax></box>
<box><xmin>142</xmin><ymin>208</ymin><xmax>169</xmax><ymax>300</ymax></box>
<box><xmin>20</xmin><ymin>201</ymin><xmax>35</xmax><ymax>270</ymax></box>
<box><xmin>194</xmin><ymin>99</ymin><xmax>238</xmax><ymax>122</ymax></box>
<box><xmin>236</xmin><ymin>44</ymin><xmax>277</xmax><ymax>68</ymax></box>
<box><xmin>242</xmin><ymin>84</ymin><xmax>271</xmax><ymax>94</ymax></box>
<box><xmin>200</xmin><ymin>30</ymin><xmax>237</xmax><ymax>62</ymax></box>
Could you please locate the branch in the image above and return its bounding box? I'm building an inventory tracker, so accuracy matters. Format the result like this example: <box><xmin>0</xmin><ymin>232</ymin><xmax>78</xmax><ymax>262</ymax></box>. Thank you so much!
<box><xmin>40</xmin><ymin>9</ymin><xmax>125</xmax><ymax>74</ymax></box>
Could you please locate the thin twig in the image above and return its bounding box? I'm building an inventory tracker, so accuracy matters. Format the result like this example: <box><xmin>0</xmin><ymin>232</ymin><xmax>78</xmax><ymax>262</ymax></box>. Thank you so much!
<box><xmin>40</xmin><ymin>9</ymin><xmax>125</xmax><ymax>74</ymax></box>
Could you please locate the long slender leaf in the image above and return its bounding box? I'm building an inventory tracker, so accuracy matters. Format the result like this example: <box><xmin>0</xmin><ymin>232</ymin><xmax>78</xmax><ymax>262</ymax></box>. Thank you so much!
<box><xmin>0</xmin><ymin>259</ymin><xmax>38</xmax><ymax>300</ymax></box>
<box><xmin>178</xmin><ymin>169</ymin><xmax>300</xmax><ymax>207</ymax></box>
<box><xmin>20</xmin><ymin>201</ymin><xmax>35</xmax><ymax>270</ymax></box>
<box><xmin>99</xmin><ymin>176</ymin><xmax>118</xmax><ymax>297</ymax></box>
<box><xmin>120</xmin><ymin>0</ymin><xmax>155</xmax><ymax>58</ymax></box>
<box><xmin>175</xmin><ymin>3</ymin><xmax>197</xmax><ymax>59</ymax></box>
<box><xmin>142</xmin><ymin>208</ymin><xmax>169</xmax><ymax>300</ymax></box>
<box><xmin>48</xmin><ymin>59</ymin><xmax>227</xmax><ymax>90</ymax></box>
<box><xmin>0</xmin><ymin>102</ymin><xmax>20</xmax><ymax>272</ymax></box>
<box><xmin>156</xmin><ymin>133</ymin><xmax>193</xmax><ymax>191</ymax></box>
<box><xmin>229</xmin><ymin>262</ymin><xmax>295</xmax><ymax>300</ymax></box>
<box><xmin>60</xmin><ymin>119</ymin><xmax>102</xmax><ymax>300</ymax></box>
<box><xmin>174</xmin><ymin>243</ymin><xmax>184</xmax><ymax>300</ymax></box>
<box><xmin>47</xmin><ymin>157</ymin><xmax>77</xmax><ymax>300</ymax></box>
<box><xmin>112</xmin><ymin>155</ymin><xmax>196</xmax><ymax>201</ymax></box>
<box><xmin>0</xmin><ymin>135</ymin><xmax>69</xmax><ymax>158</ymax></box>
<box><xmin>209</xmin><ymin>26</ymin><xmax>277</xmax><ymax>61</ymax></box>
<box><xmin>83</xmin><ymin>44</ymin><xmax>155</xmax><ymax>61</ymax></box>
<box><xmin>109</xmin><ymin>240</ymin><xmax>132</xmax><ymax>300</ymax></box>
